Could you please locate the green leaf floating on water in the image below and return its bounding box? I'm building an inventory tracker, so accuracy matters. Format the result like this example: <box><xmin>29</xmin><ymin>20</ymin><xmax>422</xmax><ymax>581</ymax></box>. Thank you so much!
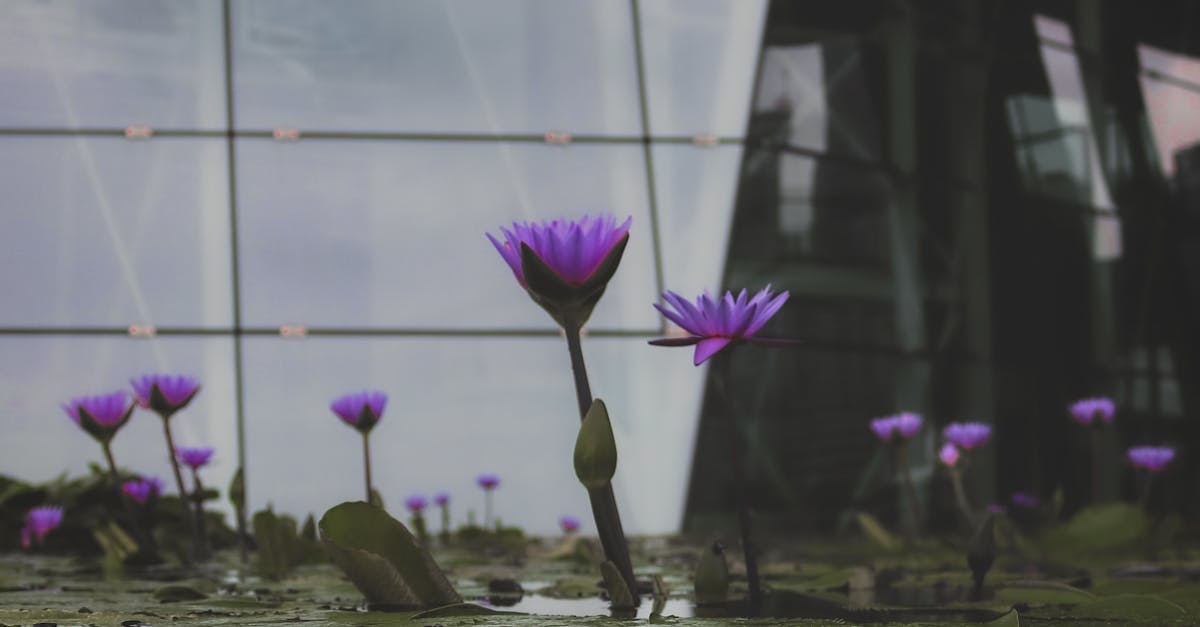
<box><xmin>411</xmin><ymin>602</ymin><xmax>524</xmax><ymax>618</ymax></box>
<box><xmin>1041</xmin><ymin>503</ymin><xmax>1148</xmax><ymax>556</ymax></box>
<box><xmin>985</xmin><ymin>608</ymin><xmax>1021</xmax><ymax>626</ymax></box>
<box><xmin>994</xmin><ymin>580</ymin><xmax>1096</xmax><ymax>605</ymax></box>
<box><xmin>319</xmin><ymin>501</ymin><xmax>461</xmax><ymax>609</ymax></box>
<box><xmin>1076</xmin><ymin>594</ymin><xmax>1188</xmax><ymax>619</ymax></box>
<box><xmin>574</xmin><ymin>399</ymin><xmax>618</xmax><ymax>490</ymax></box>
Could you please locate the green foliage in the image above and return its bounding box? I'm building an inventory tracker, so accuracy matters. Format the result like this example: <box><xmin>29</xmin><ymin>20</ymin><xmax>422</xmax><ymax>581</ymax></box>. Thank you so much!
<box><xmin>1040</xmin><ymin>503</ymin><xmax>1149</xmax><ymax>557</ymax></box>
<box><xmin>152</xmin><ymin>584</ymin><xmax>209</xmax><ymax>602</ymax></box>
<box><xmin>228</xmin><ymin>467</ymin><xmax>245</xmax><ymax>511</ymax></box>
<box><xmin>319</xmin><ymin>501</ymin><xmax>461</xmax><ymax>609</ymax></box>
<box><xmin>855</xmin><ymin>512</ymin><xmax>900</xmax><ymax>550</ymax></box>
<box><xmin>1077</xmin><ymin>594</ymin><xmax>1188</xmax><ymax>619</ymax></box>
<box><xmin>251</xmin><ymin>506</ymin><xmax>321</xmax><ymax>580</ymax></box>
<box><xmin>411</xmin><ymin>602</ymin><xmax>523</xmax><ymax>618</ymax></box>
<box><xmin>693</xmin><ymin>541</ymin><xmax>730</xmax><ymax>605</ymax></box>
<box><xmin>574</xmin><ymin>399</ymin><xmax>618</xmax><ymax>490</ymax></box>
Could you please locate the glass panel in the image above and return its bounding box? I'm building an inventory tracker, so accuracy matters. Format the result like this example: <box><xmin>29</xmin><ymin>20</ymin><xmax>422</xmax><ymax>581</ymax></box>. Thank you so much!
<box><xmin>753</xmin><ymin>38</ymin><xmax>882</xmax><ymax>162</ymax></box>
<box><xmin>232</xmin><ymin>0</ymin><xmax>640</xmax><ymax>135</ymax></box>
<box><xmin>0</xmin><ymin>137</ymin><xmax>233</xmax><ymax>327</ymax></box>
<box><xmin>1139</xmin><ymin>44</ymin><xmax>1200</xmax><ymax>87</ymax></box>
<box><xmin>0</xmin><ymin>336</ymin><xmax>238</xmax><ymax>517</ymax></box>
<box><xmin>0</xmin><ymin>1</ymin><xmax>225</xmax><ymax>129</ymax></box>
<box><xmin>653</xmin><ymin>144</ymin><xmax>744</xmax><ymax>296</ymax></box>
<box><xmin>1140</xmin><ymin>76</ymin><xmax>1200</xmax><ymax>178</ymax></box>
<box><xmin>1033</xmin><ymin>14</ymin><xmax>1073</xmax><ymax>46</ymax></box>
<box><xmin>1036</xmin><ymin>44</ymin><xmax>1116</xmax><ymax>209</ymax></box>
<box><xmin>236</xmin><ymin>140</ymin><xmax>658</xmax><ymax>330</ymax></box>
<box><xmin>242</xmin><ymin>336</ymin><xmax>704</xmax><ymax>535</ymax></box>
<box><xmin>638</xmin><ymin>0</ymin><xmax>766</xmax><ymax>137</ymax></box>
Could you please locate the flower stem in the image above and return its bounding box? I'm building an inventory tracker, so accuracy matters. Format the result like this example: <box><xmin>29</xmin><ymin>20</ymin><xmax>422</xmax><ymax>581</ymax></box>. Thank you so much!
<box><xmin>101</xmin><ymin>442</ymin><xmax>155</xmax><ymax>557</ymax></box>
<box><xmin>1139</xmin><ymin>472</ymin><xmax>1155</xmax><ymax>510</ymax></box>
<box><xmin>949</xmin><ymin>466</ymin><xmax>975</xmax><ymax>527</ymax></box>
<box><xmin>485</xmin><ymin>489</ymin><xmax>493</xmax><ymax>529</ymax></box>
<box><xmin>191</xmin><ymin>468</ymin><xmax>209</xmax><ymax>559</ymax></box>
<box><xmin>362</xmin><ymin>432</ymin><xmax>374</xmax><ymax>504</ymax></box>
<box><xmin>711</xmin><ymin>357</ymin><xmax>762</xmax><ymax>612</ymax></box>
<box><xmin>1091</xmin><ymin>427</ymin><xmax>1103</xmax><ymax>503</ymax></box>
<box><xmin>564</xmin><ymin>323</ymin><xmax>638</xmax><ymax>606</ymax></box>
<box><xmin>160</xmin><ymin>417</ymin><xmax>201</xmax><ymax>560</ymax></box>
<box><xmin>895</xmin><ymin>444</ymin><xmax>923</xmax><ymax>538</ymax></box>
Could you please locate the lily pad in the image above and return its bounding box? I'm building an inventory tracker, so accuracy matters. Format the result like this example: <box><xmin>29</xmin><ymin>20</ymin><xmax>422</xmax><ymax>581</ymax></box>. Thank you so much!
<box><xmin>1041</xmin><ymin>503</ymin><xmax>1149</xmax><ymax>556</ymax></box>
<box><xmin>994</xmin><ymin>580</ymin><xmax>1095</xmax><ymax>605</ymax></box>
<box><xmin>1076</xmin><ymin>594</ymin><xmax>1188</xmax><ymax>619</ymax></box>
<box><xmin>152</xmin><ymin>584</ymin><xmax>208</xmax><ymax>602</ymax></box>
<box><xmin>410</xmin><ymin>602</ymin><xmax>524</xmax><ymax>618</ymax></box>
<box><xmin>319</xmin><ymin>501</ymin><xmax>461</xmax><ymax>609</ymax></box>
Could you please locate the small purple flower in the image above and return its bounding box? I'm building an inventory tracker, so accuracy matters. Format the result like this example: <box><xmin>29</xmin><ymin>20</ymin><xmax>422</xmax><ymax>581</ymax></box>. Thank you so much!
<box><xmin>122</xmin><ymin>477</ymin><xmax>162</xmax><ymax>504</ymax></box>
<box><xmin>175</xmin><ymin>446</ymin><xmax>214</xmax><ymax>470</ymax></box>
<box><xmin>477</xmin><ymin>474</ymin><xmax>500</xmax><ymax>491</ymax></box>
<box><xmin>1127</xmin><ymin>446</ymin><xmax>1175</xmax><ymax>472</ymax></box>
<box><xmin>26</xmin><ymin>506</ymin><xmax>63</xmax><ymax>544</ymax></box>
<box><xmin>870</xmin><ymin>412</ymin><xmax>923</xmax><ymax>443</ymax></box>
<box><xmin>433</xmin><ymin>492</ymin><xmax>450</xmax><ymax>507</ymax></box>
<box><xmin>649</xmin><ymin>287</ymin><xmax>790</xmax><ymax>365</ymax></box>
<box><xmin>488</xmin><ymin>215</ymin><xmax>632</xmax><ymax>288</ymax></box>
<box><xmin>560</xmin><ymin>515</ymin><xmax>581</xmax><ymax>533</ymax></box>
<box><xmin>131</xmin><ymin>374</ymin><xmax>201</xmax><ymax>418</ymax></box>
<box><xmin>405</xmin><ymin>495</ymin><xmax>428</xmax><ymax>514</ymax></box>
<box><xmin>944</xmin><ymin>422</ymin><xmax>992</xmax><ymax>450</ymax></box>
<box><xmin>331</xmin><ymin>390</ymin><xmax>387</xmax><ymax>434</ymax></box>
<box><xmin>62</xmin><ymin>391</ymin><xmax>134</xmax><ymax>443</ymax></box>
<box><xmin>1010</xmin><ymin>492</ymin><xmax>1039</xmax><ymax>509</ymax></box>
<box><xmin>939</xmin><ymin>443</ymin><xmax>961</xmax><ymax>467</ymax></box>
<box><xmin>870</xmin><ymin>417</ymin><xmax>897</xmax><ymax>442</ymax></box>
<box><xmin>1069</xmin><ymin>397</ymin><xmax>1115</xmax><ymax>426</ymax></box>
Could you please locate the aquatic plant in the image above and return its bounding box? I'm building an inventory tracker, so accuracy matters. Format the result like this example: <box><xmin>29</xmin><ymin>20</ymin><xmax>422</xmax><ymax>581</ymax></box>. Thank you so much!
<box><xmin>650</xmin><ymin>286</ymin><xmax>790</xmax><ymax>610</ymax></box>
<box><xmin>433</xmin><ymin>492</ymin><xmax>450</xmax><ymax>542</ymax></box>
<box><xmin>559</xmin><ymin>515</ymin><xmax>580</xmax><ymax>534</ymax></box>
<box><xmin>23</xmin><ymin>505</ymin><xmax>63</xmax><ymax>548</ymax></box>
<box><xmin>476</xmin><ymin>473</ymin><xmax>500</xmax><ymax>529</ymax></box>
<box><xmin>943</xmin><ymin>422</ymin><xmax>992</xmax><ymax>450</ymax></box>
<box><xmin>1070</xmin><ymin>397</ymin><xmax>1115</xmax><ymax>502</ymax></box>
<box><xmin>870</xmin><ymin>412</ymin><xmax>925</xmax><ymax>536</ymax></box>
<box><xmin>649</xmin><ymin>286</ymin><xmax>789</xmax><ymax>365</ymax></box>
<box><xmin>487</xmin><ymin>215</ymin><xmax>637</xmax><ymax>604</ymax></box>
<box><xmin>131</xmin><ymin>373</ymin><xmax>203</xmax><ymax>557</ymax></box>
<box><xmin>121</xmin><ymin>477</ymin><xmax>163</xmax><ymax>505</ymax></box>
<box><xmin>330</xmin><ymin>390</ymin><xmax>387</xmax><ymax>503</ymax></box>
<box><xmin>1128</xmin><ymin>445</ymin><xmax>1176</xmax><ymax>508</ymax></box>
<box><xmin>175</xmin><ymin>445</ymin><xmax>215</xmax><ymax>558</ymax></box>
<box><xmin>939</xmin><ymin>443</ymin><xmax>961</xmax><ymax>467</ymax></box>
<box><xmin>1010</xmin><ymin>492</ymin><xmax>1039</xmax><ymax>509</ymax></box>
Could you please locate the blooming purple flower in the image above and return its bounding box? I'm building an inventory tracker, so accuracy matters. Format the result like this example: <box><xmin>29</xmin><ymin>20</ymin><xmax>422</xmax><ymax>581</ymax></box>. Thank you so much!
<box><xmin>405</xmin><ymin>495</ymin><xmax>428</xmax><ymax>514</ymax></box>
<box><xmin>175</xmin><ymin>446</ymin><xmax>214</xmax><ymax>470</ymax></box>
<box><xmin>62</xmin><ymin>391</ymin><xmax>134</xmax><ymax>443</ymax></box>
<box><xmin>944</xmin><ymin>422</ymin><xmax>992</xmax><ymax>450</ymax></box>
<box><xmin>488</xmin><ymin>215</ymin><xmax>632</xmax><ymax>288</ymax></box>
<box><xmin>869</xmin><ymin>412</ymin><xmax>923</xmax><ymax>443</ymax></box>
<box><xmin>131</xmin><ymin>374</ymin><xmax>201</xmax><ymax>418</ymax></box>
<box><xmin>1069</xmin><ymin>397</ymin><xmax>1115</xmax><ymax>426</ymax></box>
<box><xmin>477</xmin><ymin>474</ymin><xmax>500</xmax><ymax>491</ymax></box>
<box><xmin>939</xmin><ymin>443</ymin><xmax>961</xmax><ymax>467</ymax></box>
<box><xmin>1010</xmin><ymin>492</ymin><xmax>1039</xmax><ymax>509</ymax></box>
<box><xmin>433</xmin><ymin>492</ymin><xmax>450</xmax><ymax>507</ymax></box>
<box><xmin>330</xmin><ymin>390</ymin><xmax>387</xmax><ymax>434</ymax></box>
<box><xmin>560</xmin><ymin>515</ymin><xmax>581</xmax><ymax>533</ymax></box>
<box><xmin>122</xmin><ymin>477</ymin><xmax>162</xmax><ymax>504</ymax></box>
<box><xmin>649</xmin><ymin>287</ymin><xmax>790</xmax><ymax>365</ymax></box>
<box><xmin>1127</xmin><ymin>446</ymin><xmax>1175</xmax><ymax>472</ymax></box>
<box><xmin>26</xmin><ymin>506</ymin><xmax>63</xmax><ymax>544</ymax></box>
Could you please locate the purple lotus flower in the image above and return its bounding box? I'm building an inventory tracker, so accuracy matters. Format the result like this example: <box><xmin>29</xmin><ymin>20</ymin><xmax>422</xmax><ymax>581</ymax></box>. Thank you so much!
<box><xmin>1127</xmin><ymin>446</ymin><xmax>1175</xmax><ymax>472</ymax></box>
<box><xmin>649</xmin><ymin>287</ymin><xmax>790</xmax><ymax>365</ymax></box>
<box><xmin>560</xmin><ymin>515</ymin><xmax>581</xmax><ymax>533</ymax></box>
<box><xmin>122</xmin><ymin>477</ymin><xmax>162</xmax><ymax>504</ymax></box>
<box><xmin>62</xmin><ymin>391</ymin><xmax>134</xmax><ymax>443</ymax></box>
<box><xmin>939</xmin><ymin>443</ymin><xmax>961</xmax><ymax>467</ymax></box>
<box><xmin>175</xmin><ymin>446</ymin><xmax>214</xmax><ymax>470</ymax></box>
<box><xmin>1069</xmin><ymin>397</ymin><xmax>1115</xmax><ymax>426</ymax></box>
<box><xmin>487</xmin><ymin>215</ymin><xmax>632</xmax><ymax>327</ymax></box>
<box><xmin>331</xmin><ymin>390</ymin><xmax>387</xmax><ymax>434</ymax></box>
<box><xmin>433</xmin><ymin>492</ymin><xmax>450</xmax><ymax>507</ymax></box>
<box><xmin>477</xmin><ymin>474</ymin><xmax>500</xmax><ymax>491</ymax></box>
<box><xmin>26</xmin><ymin>506</ymin><xmax>63</xmax><ymax>544</ymax></box>
<box><xmin>1010</xmin><ymin>492</ymin><xmax>1039</xmax><ymax>509</ymax></box>
<box><xmin>405</xmin><ymin>495</ymin><xmax>428</xmax><ymax>514</ymax></box>
<box><xmin>944</xmin><ymin>422</ymin><xmax>992</xmax><ymax>450</ymax></box>
<box><xmin>869</xmin><ymin>412</ymin><xmax>924</xmax><ymax>443</ymax></box>
<box><xmin>131</xmin><ymin>374</ymin><xmax>201</xmax><ymax>418</ymax></box>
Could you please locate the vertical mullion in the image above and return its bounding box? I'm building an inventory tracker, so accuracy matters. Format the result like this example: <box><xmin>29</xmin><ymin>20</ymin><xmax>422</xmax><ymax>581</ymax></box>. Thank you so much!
<box><xmin>221</xmin><ymin>0</ymin><xmax>249</xmax><ymax>506</ymax></box>
<box><xmin>629</xmin><ymin>0</ymin><xmax>667</xmax><ymax>330</ymax></box>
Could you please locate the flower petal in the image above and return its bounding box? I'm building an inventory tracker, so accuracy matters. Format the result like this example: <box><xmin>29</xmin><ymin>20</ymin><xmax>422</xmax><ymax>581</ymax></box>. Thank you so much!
<box><xmin>693</xmin><ymin>337</ymin><xmax>733</xmax><ymax>365</ymax></box>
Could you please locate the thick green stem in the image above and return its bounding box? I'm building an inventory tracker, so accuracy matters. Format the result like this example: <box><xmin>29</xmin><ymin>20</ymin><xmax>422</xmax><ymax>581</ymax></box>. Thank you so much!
<box><xmin>101</xmin><ymin>442</ymin><xmax>154</xmax><ymax>556</ymax></box>
<box><xmin>564</xmin><ymin>323</ymin><xmax>638</xmax><ymax>606</ymax></box>
<box><xmin>160</xmin><ymin>417</ymin><xmax>201</xmax><ymax>559</ymax></box>
<box><xmin>362</xmin><ymin>432</ymin><xmax>374</xmax><ymax>503</ymax></box>
<box><xmin>711</xmin><ymin>357</ymin><xmax>762</xmax><ymax>611</ymax></box>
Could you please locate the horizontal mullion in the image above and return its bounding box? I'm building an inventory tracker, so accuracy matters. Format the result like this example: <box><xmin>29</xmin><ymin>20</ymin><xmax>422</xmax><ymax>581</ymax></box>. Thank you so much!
<box><xmin>0</xmin><ymin>326</ymin><xmax>660</xmax><ymax>338</ymax></box>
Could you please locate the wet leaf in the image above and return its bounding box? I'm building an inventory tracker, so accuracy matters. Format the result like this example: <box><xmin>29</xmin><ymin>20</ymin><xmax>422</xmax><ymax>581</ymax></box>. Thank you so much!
<box><xmin>410</xmin><ymin>602</ymin><xmax>524</xmax><ymax>618</ymax></box>
<box><xmin>994</xmin><ymin>580</ymin><xmax>1095</xmax><ymax>605</ymax></box>
<box><xmin>1077</xmin><ymin>594</ymin><xmax>1188</xmax><ymax>619</ymax></box>
<box><xmin>319</xmin><ymin>501</ymin><xmax>460</xmax><ymax>609</ymax></box>
<box><xmin>855</xmin><ymin>512</ymin><xmax>900</xmax><ymax>550</ymax></box>
<box><xmin>985</xmin><ymin>608</ymin><xmax>1021</xmax><ymax>626</ymax></box>
<box><xmin>152</xmin><ymin>584</ymin><xmax>208</xmax><ymax>602</ymax></box>
<box><xmin>1041</xmin><ymin>503</ymin><xmax>1148</xmax><ymax>556</ymax></box>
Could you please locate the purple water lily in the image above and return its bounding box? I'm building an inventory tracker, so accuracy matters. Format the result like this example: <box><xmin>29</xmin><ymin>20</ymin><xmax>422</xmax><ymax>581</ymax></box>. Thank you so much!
<box><xmin>131</xmin><ymin>374</ymin><xmax>201</xmax><ymax>418</ymax></box>
<box><xmin>944</xmin><ymin>422</ymin><xmax>992</xmax><ymax>450</ymax></box>
<box><xmin>405</xmin><ymin>495</ymin><xmax>428</xmax><ymax>514</ymax></box>
<box><xmin>939</xmin><ymin>443</ymin><xmax>961</xmax><ymax>467</ymax></box>
<box><xmin>1069</xmin><ymin>397</ymin><xmax>1115</xmax><ymax>426</ymax></box>
<box><xmin>62</xmin><ymin>391</ymin><xmax>134</xmax><ymax>444</ymax></box>
<box><xmin>1127</xmin><ymin>446</ymin><xmax>1175</xmax><ymax>472</ymax></box>
<box><xmin>560</xmin><ymin>515</ymin><xmax>581</xmax><ymax>533</ymax></box>
<box><xmin>477</xmin><ymin>474</ymin><xmax>500</xmax><ymax>490</ymax></box>
<box><xmin>649</xmin><ymin>287</ymin><xmax>790</xmax><ymax>365</ymax></box>
<box><xmin>1010</xmin><ymin>492</ymin><xmax>1039</xmax><ymax>509</ymax></box>
<box><xmin>870</xmin><ymin>412</ymin><xmax>924</xmax><ymax>442</ymax></box>
<box><xmin>331</xmin><ymin>390</ymin><xmax>387</xmax><ymax>434</ymax></box>
<box><xmin>176</xmin><ymin>446</ymin><xmax>214</xmax><ymax>470</ymax></box>
<box><xmin>433</xmin><ymin>492</ymin><xmax>450</xmax><ymax>507</ymax></box>
<box><xmin>26</xmin><ymin>506</ymin><xmax>63</xmax><ymax>544</ymax></box>
<box><xmin>122</xmin><ymin>477</ymin><xmax>162</xmax><ymax>504</ymax></box>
